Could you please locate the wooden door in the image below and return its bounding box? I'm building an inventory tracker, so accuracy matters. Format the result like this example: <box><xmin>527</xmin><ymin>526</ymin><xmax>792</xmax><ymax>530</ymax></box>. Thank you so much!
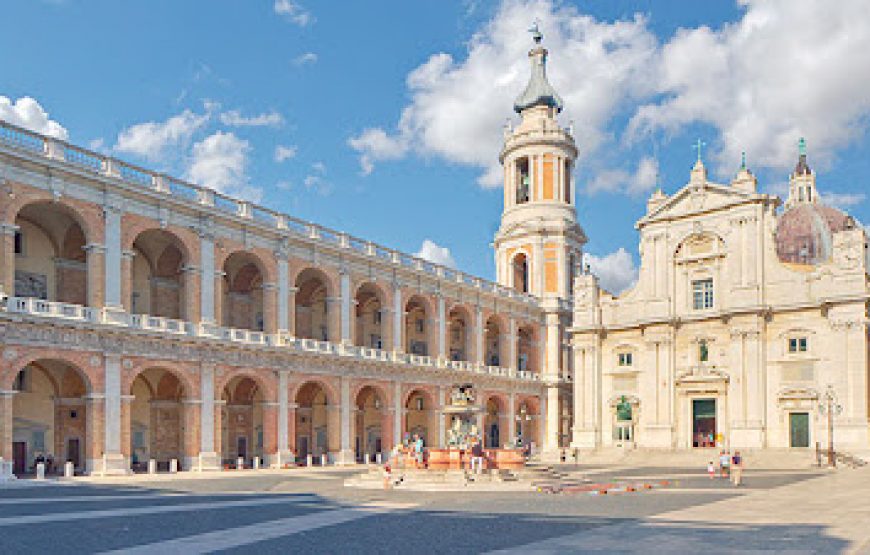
<box><xmin>12</xmin><ymin>442</ymin><xmax>26</xmax><ymax>475</ymax></box>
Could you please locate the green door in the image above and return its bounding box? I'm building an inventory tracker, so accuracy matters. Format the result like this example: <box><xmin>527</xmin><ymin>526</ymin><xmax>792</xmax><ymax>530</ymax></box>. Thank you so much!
<box><xmin>790</xmin><ymin>412</ymin><xmax>809</xmax><ymax>448</ymax></box>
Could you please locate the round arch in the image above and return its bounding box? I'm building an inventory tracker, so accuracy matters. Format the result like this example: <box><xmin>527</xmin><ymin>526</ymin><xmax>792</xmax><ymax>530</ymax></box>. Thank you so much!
<box><xmin>482</xmin><ymin>394</ymin><xmax>508</xmax><ymax>449</ymax></box>
<box><xmin>128</xmin><ymin>367</ymin><xmax>193</xmax><ymax>471</ymax></box>
<box><xmin>295</xmin><ymin>268</ymin><xmax>333</xmax><ymax>341</ymax></box>
<box><xmin>221</xmin><ymin>250</ymin><xmax>268</xmax><ymax>332</ymax></box>
<box><xmin>404</xmin><ymin>294</ymin><xmax>435</xmax><ymax>356</ymax></box>
<box><xmin>353</xmin><ymin>384</ymin><xmax>389</xmax><ymax>461</ymax></box>
<box><xmin>9</xmin><ymin>359</ymin><xmax>91</xmax><ymax>476</ymax></box>
<box><xmin>447</xmin><ymin>304</ymin><xmax>472</xmax><ymax>362</ymax></box>
<box><xmin>354</xmin><ymin>282</ymin><xmax>387</xmax><ymax>349</ymax></box>
<box><xmin>294</xmin><ymin>380</ymin><xmax>335</xmax><ymax>462</ymax></box>
<box><xmin>404</xmin><ymin>387</ymin><xmax>436</xmax><ymax>447</ymax></box>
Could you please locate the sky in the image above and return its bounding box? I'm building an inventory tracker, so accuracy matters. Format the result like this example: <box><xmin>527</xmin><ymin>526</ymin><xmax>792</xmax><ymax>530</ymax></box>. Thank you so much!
<box><xmin>2</xmin><ymin>0</ymin><xmax>869</xmax><ymax>294</ymax></box>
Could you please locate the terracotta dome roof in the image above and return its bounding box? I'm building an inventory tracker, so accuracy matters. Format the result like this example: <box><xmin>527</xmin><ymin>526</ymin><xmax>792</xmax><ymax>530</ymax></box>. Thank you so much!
<box><xmin>774</xmin><ymin>203</ymin><xmax>851</xmax><ymax>265</ymax></box>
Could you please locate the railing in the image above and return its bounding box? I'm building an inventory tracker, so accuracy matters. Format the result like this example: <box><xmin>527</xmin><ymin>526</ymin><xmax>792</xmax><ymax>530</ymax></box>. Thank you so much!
<box><xmin>0</xmin><ymin>119</ymin><xmax>542</xmax><ymax>308</ymax></box>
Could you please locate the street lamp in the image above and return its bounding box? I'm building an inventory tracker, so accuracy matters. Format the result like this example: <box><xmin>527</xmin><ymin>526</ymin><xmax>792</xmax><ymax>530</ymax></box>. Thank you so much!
<box><xmin>818</xmin><ymin>385</ymin><xmax>842</xmax><ymax>467</ymax></box>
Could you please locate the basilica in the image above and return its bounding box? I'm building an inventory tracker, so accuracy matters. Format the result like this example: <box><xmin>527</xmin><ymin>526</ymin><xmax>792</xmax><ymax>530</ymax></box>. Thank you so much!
<box><xmin>0</xmin><ymin>32</ymin><xmax>868</xmax><ymax>477</ymax></box>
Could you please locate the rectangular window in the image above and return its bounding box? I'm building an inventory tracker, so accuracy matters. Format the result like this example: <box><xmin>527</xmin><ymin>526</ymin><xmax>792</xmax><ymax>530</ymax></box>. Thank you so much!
<box><xmin>789</xmin><ymin>337</ymin><xmax>808</xmax><ymax>353</ymax></box>
<box><xmin>14</xmin><ymin>231</ymin><xmax>23</xmax><ymax>255</ymax></box>
<box><xmin>692</xmin><ymin>279</ymin><xmax>714</xmax><ymax>310</ymax></box>
<box><xmin>516</xmin><ymin>157</ymin><xmax>530</xmax><ymax>204</ymax></box>
<box><xmin>415</xmin><ymin>319</ymin><xmax>425</xmax><ymax>333</ymax></box>
<box><xmin>13</xmin><ymin>369</ymin><xmax>27</xmax><ymax>392</ymax></box>
<box><xmin>617</xmin><ymin>352</ymin><xmax>633</xmax><ymax>367</ymax></box>
<box><xmin>373</xmin><ymin>311</ymin><xmax>382</xmax><ymax>324</ymax></box>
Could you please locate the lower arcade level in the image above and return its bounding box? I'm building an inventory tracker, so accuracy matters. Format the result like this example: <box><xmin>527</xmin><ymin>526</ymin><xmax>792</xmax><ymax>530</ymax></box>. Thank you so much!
<box><xmin>0</xmin><ymin>310</ymin><xmax>549</xmax><ymax>477</ymax></box>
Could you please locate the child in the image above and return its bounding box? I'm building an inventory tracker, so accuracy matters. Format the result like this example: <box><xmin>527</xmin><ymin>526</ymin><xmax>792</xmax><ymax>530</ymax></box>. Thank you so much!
<box><xmin>382</xmin><ymin>463</ymin><xmax>392</xmax><ymax>490</ymax></box>
<box><xmin>707</xmin><ymin>461</ymin><xmax>716</xmax><ymax>479</ymax></box>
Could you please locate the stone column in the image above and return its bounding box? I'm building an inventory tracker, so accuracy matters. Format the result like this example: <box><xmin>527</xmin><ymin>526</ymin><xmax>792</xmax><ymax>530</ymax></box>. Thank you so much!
<box><xmin>103</xmin><ymin>200</ymin><xmax>124</xmax><ymax>316</ymax></box>
<box><xmin>262</xmin><ymin>282</ymin><xmax>278</xmax><ymax>334</ymax></box>
<box><xmin>437</xmin><ymin>295</ymin><xmax>447</xmax><ymax>360</ymax></box>
<box><xmin>327</xmin><ymin>297</ymin><xmax>342</xmax><ymax>343</ymax></box>
<box><xmin>276</xmin><ymin>255</ymin><xmax>290</xmax><ymax>333</ymax></box>
<box><xmin>287</xmin><ymin>403</ymin><xmax>297</xmax><ymax>457</ymax></box>
<box><xmin>199</xmin><ymin>233</ymin><xmax>216</xmax><ymax>325</ymax></box>
<box><xmin>392</xmin><ymin>284</ymin><xmax>403</xmax><ymax>352</ymax></box>
<box><xmin>474</xmin><ymin>307</ymin><xmax>484</xmax><ymax>365</ymax></box>
<box><xmin>260</xmin><ymin>401</ymin><xmax>279</xmax><ymax>465</ymax></box>
<box><xmin>438</xmin><ymin>385</ymin><xmax>447</xmax><ymax>448</ymax></box>
<box><xmin>214</xmin><ymin>400</ymin><xmax>225</xmax><ymax>463</ymax></box>
<box><xmin>338</xmin><ymin>377</ymin><xmax>354</xmax><ymax>464</ymax></box>
<box><xmin>340</xmin><ymin>270</ymin><xmax>352</xmax><ymax>345</ymax></box>
<box><xmin>84</xmin><ymin>393</ymin><xmax>105</xmax><ymax>475</ymax></box>
<box><xmin>273</xmin><ymin>371</ymin><xmax>293</xmax><ymax>467</ymax></box>
<box><xmin>182</xmin><ymin>265</ymin><xmax>201</xmax><ymax>323</ymax></box>
<box><xmin>508</xmin><ymin>318</ymin><xmax>518</xmax><ymax>371</ymax></box>
<box><xmin>197</xmin><ymin>364</ymin><xmax>220</xmax><ymax>470</ymax></box>
<box><xmin>120</xmin><ymin>250</ymin><xmax>135</xmax><ymax>312</ymax></box>
<box><xmin>287</xmin><ymin>287</ymin><xmax>297</xmax><ymax>336</ymax></box>
<box><xmin>84</xmin><ymin>244</ymin><xmax>106</xmax><ymax>309</ymax></box>
<box><xmin>507</xmin><ymin>393</ymin><xmax>517</xmax><ymax>445</ymax></box>
<box><xmin>544</xmin><ymin>385</ymin><xmax>561</xmax><ymax>455</ymax></box>
<box><xmin>101</xmin><ymin>354</ymin><xmax>129</xmax><ymax>474</ymax></box>
<box><xmin>120</xmin><ymin>395</ymin><xmax>133</xmax><ymax>461</ymax></box>
<box><xmin>393</xmin><ymin>381</ymin><xmax>402</xmax><ymax>445</ymax></box>
<box><xmin>212</xmin><ymin>271</ymin><xmax>225</xmax><ymax>329</ymax></box>
<box><xmin>181</xmin><ymin>399</ymin><xmax>201</xmax><ymax>470</ymax></box>
<box><xmin>0</xmin><ymin>390</ymin><xmax>15</xmax><ymax>462</ymax></box>
<box><xmin>0</xmin><ymin>223</ymin><xmax>17</xmax><ymax>298</ymax></box>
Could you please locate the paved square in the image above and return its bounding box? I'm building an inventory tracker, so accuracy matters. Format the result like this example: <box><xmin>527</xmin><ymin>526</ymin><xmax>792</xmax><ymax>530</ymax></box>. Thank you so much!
<box><xmin>1</xmin><ymin>465</ymin><xmax>868</xmax><ymax>553</ymax></box>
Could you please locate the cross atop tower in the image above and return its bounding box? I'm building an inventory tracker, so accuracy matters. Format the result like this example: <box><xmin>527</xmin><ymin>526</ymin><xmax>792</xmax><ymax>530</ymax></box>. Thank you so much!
<box><xmin>693</xmin><ymin>138</ymin><xmax>706</xmax><ymax>164</ymax></box>
<box><xmin>529</xmin><ymin>21</ymin><xmax>542</xmax><ymax>44</ymax></box>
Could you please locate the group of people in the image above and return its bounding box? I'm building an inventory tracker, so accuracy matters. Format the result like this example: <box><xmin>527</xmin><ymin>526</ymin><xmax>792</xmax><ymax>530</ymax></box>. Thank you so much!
<box><xmin>707</xmin><ymin>450</ymin><xmax>744</xmax><ymax>486</ymax></box>
<box><xmin>33</xmin><ymin>453</ymin><xmax>56</xmax><ymax>474</ymax></box>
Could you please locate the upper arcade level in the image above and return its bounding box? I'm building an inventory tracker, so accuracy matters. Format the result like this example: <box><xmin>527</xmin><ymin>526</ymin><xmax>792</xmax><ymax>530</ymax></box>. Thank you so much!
<box><xmin>0</xmin><ymin>119</ymin><xmax>546</xmax><ymax>382</ymax></box>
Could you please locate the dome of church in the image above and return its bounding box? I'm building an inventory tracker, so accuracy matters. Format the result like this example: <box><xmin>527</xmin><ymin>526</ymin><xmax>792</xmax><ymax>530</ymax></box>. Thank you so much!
<box><xmin>774</xmin><ymin>203</ymin><xmax>851</xmax><ymax>265</ymax></box>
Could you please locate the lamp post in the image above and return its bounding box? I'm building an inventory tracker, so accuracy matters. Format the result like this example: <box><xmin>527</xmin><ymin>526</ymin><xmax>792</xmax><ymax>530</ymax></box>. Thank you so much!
<box><xmin>818</xmin><ymin>385</ymin><xmax>842</xmax><ymax>467</ymax></box>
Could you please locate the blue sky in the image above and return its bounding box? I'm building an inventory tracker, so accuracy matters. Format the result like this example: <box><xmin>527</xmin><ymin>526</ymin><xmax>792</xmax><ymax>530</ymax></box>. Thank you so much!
<box><xmin>2</xmin><ymin>0</ymin><xmax>869</xmax><ymax>292</ymax></box>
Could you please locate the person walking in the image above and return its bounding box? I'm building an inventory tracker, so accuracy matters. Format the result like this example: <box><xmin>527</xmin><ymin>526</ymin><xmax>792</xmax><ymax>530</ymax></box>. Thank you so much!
<box><xmin>470</xmin><ymin>438</ymin><xmax>485</xmax><ymax>474</ymax></box>
<box><xmin>731</xmin><ymin>451</ymin><xmax>743</xmax><ymax>487</ymax></box>
<box><xmin>719</xmin><ymin>450</ymin><xmax>730</xmax><ymax>479</ymax></box>
<box><xmin>413</xmin><ymin>434</ymin><xmax>424</xmax><ymax>468</ymax></box>
<box><xmin>707</xmin><ymin>460</ymin><xmax>716</xmax><ymax>479</ymax></box>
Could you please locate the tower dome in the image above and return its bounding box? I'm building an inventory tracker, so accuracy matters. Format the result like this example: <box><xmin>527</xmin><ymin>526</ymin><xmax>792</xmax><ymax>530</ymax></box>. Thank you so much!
<box><xmin>774</xmin><ymin>138</ymin><xmax>851</xmax><ymax>265</ymax></box>
<box><xmin>774</xmin><ymin>203</ymin><xmax>850</xmax><ymax>265</ymax></box>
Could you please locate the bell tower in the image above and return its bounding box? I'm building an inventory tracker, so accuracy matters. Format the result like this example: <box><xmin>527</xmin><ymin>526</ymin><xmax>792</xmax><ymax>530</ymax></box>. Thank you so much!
<box><xmin>494</xmin><ymin>25</ymin><xmax>586</xmax><ymax>461</ymax></box>
<box><xmin>494</xmin><ymin>25</ymin><xmax>586</xmax><ymax>299</ymax></box>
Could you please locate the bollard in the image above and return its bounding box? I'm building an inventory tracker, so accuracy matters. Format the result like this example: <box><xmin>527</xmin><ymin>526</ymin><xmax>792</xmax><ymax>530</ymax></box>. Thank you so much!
<box><xmin>64</xmin><ymin>461</ymin><xmax>74</xmax><ymax>478</ymax></box>
<box><xmin>148</xmin><ymin>459</ymin><xmax>157</xmax><ymax>474</ymax></box>
<box><xmin>320</xmin><ymin>454</ymin><xmax>327</xmax><ymax>466</ymax></box>
<box><xmin>253</xmin><ymin>457</ymin><xmax>260</xmax><ymax>470</ymax></box>
<box><xmin>237</xmin><ymin>457</ymin><xmax>244</xmax><ymax>470</ymax></box>
<box><xmin>364</xmin><ymin>452</ymin><xmax>370</xmax><ymax>465</ymax></box>
<box><xmin>36</xmin><ymin>462</ymin><xmax>45</xmax><ymax>480</ymax></box>
<box><xmin>169</xmin><ymin>459</ymin><xmax>178</xmax><ymax>473</ymax></box>
<box><xmin>306</xmin><ymin>454</ymin><xmax>313</xmax><ymax>467</ymax></box>
<box><xmin>376</xmin><ymin>452</ymin><xmax>382</xmax><ymax>465</ymax></box>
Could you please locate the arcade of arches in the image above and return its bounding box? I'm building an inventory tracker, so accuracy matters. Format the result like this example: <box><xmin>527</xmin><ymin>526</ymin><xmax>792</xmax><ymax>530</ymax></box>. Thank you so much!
<box><xmin>0</xmin><ymin>357</ymin><xmax>544</xmax><ymax>475</ymax></box>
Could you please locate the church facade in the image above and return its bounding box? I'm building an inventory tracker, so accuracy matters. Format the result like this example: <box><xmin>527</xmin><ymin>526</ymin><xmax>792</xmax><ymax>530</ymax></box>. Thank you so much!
<box><xmin>0</xmin><ymin>32</ymin><xmax>868</xmax><ymax>478</ymax></box>
<box><xmin>570</xmin><ymin>148</ymin><xmax>870</xmax><ymax>454</ymax></box>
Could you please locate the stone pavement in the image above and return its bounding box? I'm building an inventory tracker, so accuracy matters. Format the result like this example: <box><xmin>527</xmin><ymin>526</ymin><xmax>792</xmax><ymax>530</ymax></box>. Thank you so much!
<box><xmin>0</xmin><ymin>464</ymin><xmax>864</xmax><ymax>553</ymax></box>
<box><xmin>490</xmin><ymin>466</ymin><xmax>870</xmax><ymax>554</ymax></box>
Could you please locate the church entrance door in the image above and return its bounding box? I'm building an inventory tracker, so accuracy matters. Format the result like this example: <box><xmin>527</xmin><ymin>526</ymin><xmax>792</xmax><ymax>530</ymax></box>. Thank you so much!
<box><xmin>692</xmin><ymin>399</ymin><xmax>716</xmax><ymax>448</ymax></box>
<box><xmin>790</xmin><ymin>412</ymin><xmax>810</xmax><ymax>448</ymax></box>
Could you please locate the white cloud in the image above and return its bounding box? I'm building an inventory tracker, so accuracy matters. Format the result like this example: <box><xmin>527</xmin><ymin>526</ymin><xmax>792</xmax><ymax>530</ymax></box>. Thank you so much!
<box><xmin>274</xmin><ymin>144</ymin><xmax>298</xmax><ymax>162</ymax></box>
<box><xmin>274</xmin><ymin>0</ymin><xmax>313</xmax><ymax>26</ymax></box>
<box><xmin>416</xmin><ymin>239</ymin><xmax>457</xmax><ymax>268</ymax></box>
<box><xmin>349</xmin><ymin>0</ymin><xmax>870</xmax><ymax>196</ymax></box>
<box><xmin>627</xmin><ymin>0</ymin><xmax>870</xmax><ymax>174</ymax></box>
<box><xmin>114</xmin><ymin>109</ymin><xmax>209</xmax><ymax>161</ymax></box>
<box><xmin>587</xmin><ymin>156</ymin><xmax>658</xmax><ymax>196</ymax></box>
<box><xmin>219</xmin><ymin>109</ymin><xmax>284</xmax><ymax>128</ymax></box>
<box><xmin>0</xmin><ymin>96</ymin><xmax>68</xmax><ymax>139</ymax></box>
<box><xmin>302</xmin><ymin>161</ymin><xmax>331</xmax><ymax>195</ymax></box>
<box><xmin>348</xmin><ymin>0</ymin><xmax>656</xmax><ymax>185</ymax></box>
<box><xmin>583</xmin><ymin>247</ymin><xmax>638</xmax><ymax>295</ymax></box>
<box><xmin>820</xmin><ymin>192</ymin><xmax>866</xmax><ymax>210</ymax></box>
<box><xmin>292</xmin><ymin>52</ymin><xmax>318</xmax><ymax>66</ymax></box>
<box><xmin>185</xmin><ymin>131</ymin><xmax>260</xmax><ymax>201</ymax></box>
<box><xmin>348</xmin><ymin>128</ymin><xmax>409</xmax><ymax>175</ymax></box>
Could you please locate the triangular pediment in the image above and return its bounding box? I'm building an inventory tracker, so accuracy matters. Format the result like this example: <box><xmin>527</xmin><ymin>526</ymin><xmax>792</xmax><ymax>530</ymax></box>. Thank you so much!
<box><xmin>639</xmin><ymin>182</ymin><xmax>768</xmax><ymax>228</ymax></box>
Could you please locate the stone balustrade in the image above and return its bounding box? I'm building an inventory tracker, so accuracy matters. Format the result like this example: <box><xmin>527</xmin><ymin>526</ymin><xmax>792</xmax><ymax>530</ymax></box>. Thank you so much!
<box><xmin>1</xmin><ymin>295</ymin><xmax>536</xmax><ymax>382</ymax></box>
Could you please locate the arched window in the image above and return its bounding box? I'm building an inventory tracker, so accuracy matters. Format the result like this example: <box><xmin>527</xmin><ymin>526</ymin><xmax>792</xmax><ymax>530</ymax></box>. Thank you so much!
<box><xmin>515</xmin><ymin>157</ymin><xmax>530</xmax><ymax>204</ymax></box>
<box><xmin>512</xmin><ymin>253</ymin><xmax>529</xmax><ymax>294</ymax></box>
